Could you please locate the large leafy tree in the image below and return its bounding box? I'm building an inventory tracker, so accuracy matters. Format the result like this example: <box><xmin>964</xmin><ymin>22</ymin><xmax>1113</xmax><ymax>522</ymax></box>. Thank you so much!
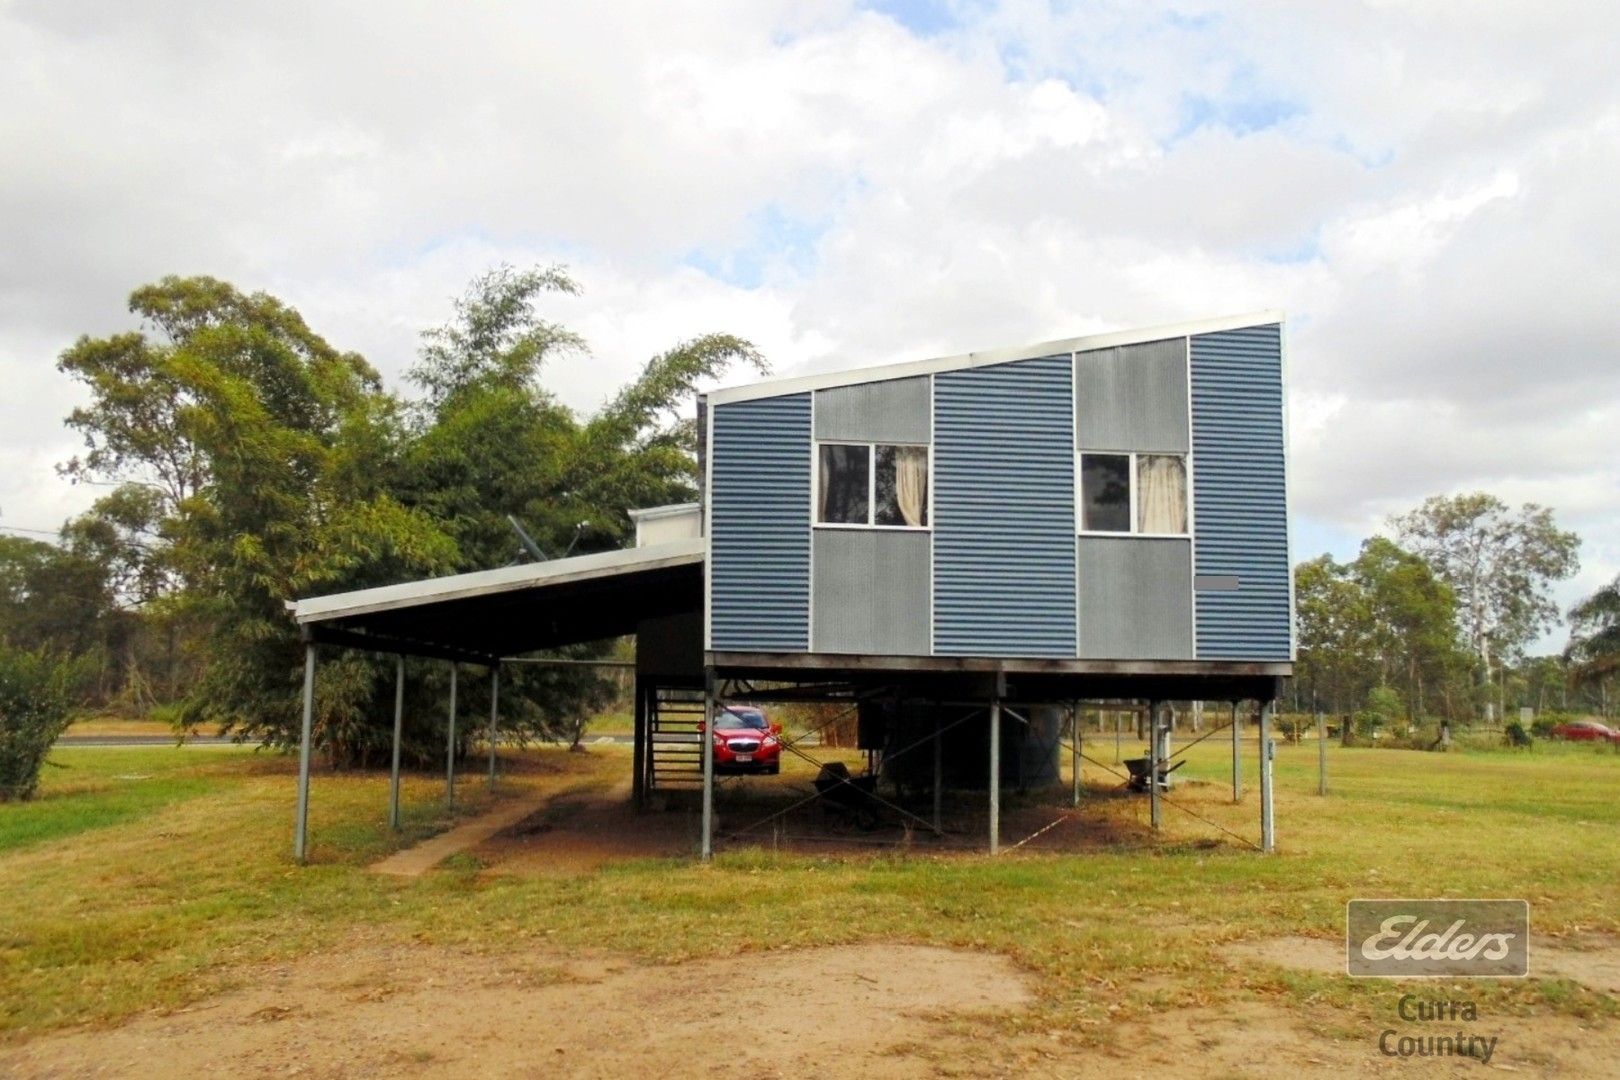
<box><xmin>54</xmin><ymin>267</ymin><xmax>765</xmax><ymax>763</ymax></box>
<box><xmin>58</xmin><ymin>277</ymin><xmax>457</xmax><ymax>761</ymax></box>
<box><xmin>1392</xmin><ymin>493</ymin><xmax>1579</xmax><ymax>717</ymax></box>
<box><xmin>1566</xmin><ymin>575</ymin><xmax>1620</xmax><ymax>703</ymax></box>
<box><xmin>1351</xmin><ymin>537</ymin><xmax>1467</xmax><ymax>720</ymax></box>
<box><xmin>400</xmin><ymin>265</ymin><xmax>764</xmax><ymax>749</ymax></box>
<box><xmin>1293</xmin><ymin>554</ymin><xmax>1375</xmax><ymax>716</ymax></box>
<box><xmin>1293</xmin><ymin>539</ymin><xmax>1472</xmax><ymax>728</ymax></box>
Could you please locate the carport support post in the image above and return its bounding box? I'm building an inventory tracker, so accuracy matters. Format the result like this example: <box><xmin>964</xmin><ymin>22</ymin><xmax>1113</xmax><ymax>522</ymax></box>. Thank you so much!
<box><xmin>988</xmin><ymin>695</ymin><xmax>1001</xmax><ymax>855</ymax></box>
<box><xmin>1231</xmin><ymin>701</ymin><xmax>1242</xmax><ymax>803</ymax></box>
<box><xmin>1148</xmin><ymin>701</ymin><xmax>1162</xmax><ymax>830</ymax></box>
<box><xmin>1260</xmin><ymin>701</ymin><xmax>1276</xmax><ymax>853</ymax></box>
<box><xmin>931</xmin><ymin>713</ymin><xmax>943</xmax><ymax>834</ymax></box>
<box><xmin>631</xmin><ymin>678</ymin><xmax>646</xmax><ymax>810</ymax></box>
<box><xmin>487</xmin><ymin>665</ymin><xmax>499</xmax><ymax>791</ymax></box>
<box><xmin>388</xmin><ymin>655</ymin><xmax>405</xmax><ymax>831</ymax></box>
<box><xmin>701</xmin><ymin>672</ymin><xmax>715</xmax><ymax>861</ymax></box>
<box><xmin>1070</xmin><ymin>705</ymin><xmax>1081</xmax><ymax>808</ymax></box>
<box><xmin>445</xmin><ymin>664</ymin><xmax>458</xmax><ymax>808</ymax></box>
<box><xmin>294</xmin><ymin>642</ymin><xmax>316</xmax><ymax>864</ymax></box>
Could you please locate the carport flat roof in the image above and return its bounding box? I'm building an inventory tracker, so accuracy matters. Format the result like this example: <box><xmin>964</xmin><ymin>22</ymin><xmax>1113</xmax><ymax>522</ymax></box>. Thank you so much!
<box><xmin>288</xmin><ymin>538</ymin><xmax>705</xmax><ymax>664</ymax></box>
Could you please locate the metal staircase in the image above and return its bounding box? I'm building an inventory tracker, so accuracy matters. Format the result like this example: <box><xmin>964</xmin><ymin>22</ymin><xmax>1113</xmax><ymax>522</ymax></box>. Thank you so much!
<box><xmin>647</xmin><ymin>687</ymin><xmax>707</xmax><ymax>791</ymax></box>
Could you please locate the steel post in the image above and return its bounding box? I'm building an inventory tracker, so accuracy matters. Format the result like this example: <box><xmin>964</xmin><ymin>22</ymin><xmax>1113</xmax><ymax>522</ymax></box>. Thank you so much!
<box><xmin>1260</xmin><ymin>701</ymin><xmax>1275</xmax><ymax>853</ymax></box>
<box><xmin>1070</xmin><ymin>706</ymin><xmax>1081</xmax><ymax>808</ymax></box>
<box><xmin>446</xmin><ymin>663</ymin><xmax>457</xmax><ymax>807</ymax></box>
<box><xmin>1231</xmin><ymin>701</ymin><xmax>1241</xmax><ymax>803</ymax></box>
<box><xmin>932</xmin><ymin>713</ymin><xmax>943</xmax><ymax>834</ymax></box>
<box><xmin>638</xmin><ymin>680</ymin><xmax>651</xmax><ymax>806</ymax></box>
<box><xmin>487</xmin><ymin>665</ymin><xmax>499</xmax><ymax>791</ymax></box>
<box><xmin>701</xmin><ymin>675</ymin><xmax>715</xmax><ymax>861</ymax></box>
<box><xmin>1148</xmin><ymin>701</ymin><xmax>1162</xmax><ymax>830</ymax></box>
<box><xmin>294</xmin><ymin>643</ymin><xmax>316</xmax><ymax>864</ymax></box>
<box><xmin>988</xmin><ymin>698</ymin><xmax>1001</xmax><ymax>854</ymax></box>
<box><xmin>388</xmin><ymin>655</ymin><xmax>404</xmax><ymax>830</ymax></box>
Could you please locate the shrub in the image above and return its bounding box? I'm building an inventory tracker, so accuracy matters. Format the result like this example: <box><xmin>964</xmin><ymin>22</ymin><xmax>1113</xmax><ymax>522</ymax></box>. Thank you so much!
<box><xmin>1503</xmin><ymin>720</ymin><xmax>1533</xmax><ymax>748</ymax></box>
<box><xmin>0</xmin><ymin>647</ymin><xmax>82</xmax><ymax>802</ymax></box>
<box><xmin>1530</xmin><ymin>711</ymin><xmax>1579</xmax><ymax>738</ymax></box>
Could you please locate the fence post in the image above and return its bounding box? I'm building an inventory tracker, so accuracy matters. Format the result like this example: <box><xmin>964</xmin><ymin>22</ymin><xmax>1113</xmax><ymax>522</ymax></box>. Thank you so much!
<box><xmin>1316</xmin><ymin>706</ymin><xmax>1327</xmax><ymax>796</ymax></box>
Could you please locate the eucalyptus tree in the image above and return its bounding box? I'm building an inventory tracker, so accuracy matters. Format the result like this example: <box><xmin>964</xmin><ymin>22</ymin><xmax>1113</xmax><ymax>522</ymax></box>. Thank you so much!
<box><xmin>1392</xmin><ymin>493</ymin><xmax>1579</xmax><ymax>719</ymax></box>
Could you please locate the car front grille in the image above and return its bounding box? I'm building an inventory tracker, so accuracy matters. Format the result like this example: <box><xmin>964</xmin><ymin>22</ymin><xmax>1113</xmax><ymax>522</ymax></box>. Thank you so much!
<box><xmin>728</xmin><ymin>740</ymin><xmax>761</xmax><ymax>753</ymax></box>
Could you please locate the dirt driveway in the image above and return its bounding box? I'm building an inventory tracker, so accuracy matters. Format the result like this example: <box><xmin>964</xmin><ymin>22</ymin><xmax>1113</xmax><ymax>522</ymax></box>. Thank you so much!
<box><xmin>5</xmin><ymin>938</ymin><xmax>1618</xmax><ymax>1078</ymax></box>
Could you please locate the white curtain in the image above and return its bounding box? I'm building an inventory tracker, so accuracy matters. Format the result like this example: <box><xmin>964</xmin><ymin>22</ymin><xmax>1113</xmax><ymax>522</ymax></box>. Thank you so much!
<box><xmin>1137</xmin><ymin>455</ymin><xmax>1187</xmax><ymax>534</ymax></box>
<box><xmin>894</xmin><ymin>446</ymin><xmax>928</xmax><ymax>527</ymax></box>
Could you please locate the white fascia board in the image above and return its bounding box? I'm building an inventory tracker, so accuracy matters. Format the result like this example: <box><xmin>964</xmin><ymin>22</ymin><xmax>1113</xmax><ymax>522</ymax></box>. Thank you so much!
<box><xmin>627</xmin><ymin>502</ymin><xmax>700</xmax><ymax>522</ymax></box>
<box><xmin>706</xmin><ymin>310</ymin><xmax>1285</xmax><ymax>406</ymax></box>
<box><xmin>289</xmin><ymin>538</ymin><xmax>707</xmax><ymax>625</ymax></box>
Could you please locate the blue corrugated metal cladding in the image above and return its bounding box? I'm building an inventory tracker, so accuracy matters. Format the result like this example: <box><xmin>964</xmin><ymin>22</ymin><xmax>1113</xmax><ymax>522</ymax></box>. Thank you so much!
<box><xmin>708</xmin><ymin>393</ymin><xmax>811</xmax><ymax>651</ymax></box>
<box><xmin>1190</xmin><ymin>324</ymin><xmax>1292</xmax><ymax>660</ymax></box>
<box><xmin>934</xmin><ymin>355</ymin><xmax>1078</xmax><ymax>656</ymax></box>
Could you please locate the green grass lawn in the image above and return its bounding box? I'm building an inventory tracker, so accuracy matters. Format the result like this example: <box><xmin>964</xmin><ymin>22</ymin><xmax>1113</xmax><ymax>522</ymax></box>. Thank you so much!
<box><xmin>1</xmin><ymin>735</ymin><xmax>1616</xmax><ymax>1045</ymax></box>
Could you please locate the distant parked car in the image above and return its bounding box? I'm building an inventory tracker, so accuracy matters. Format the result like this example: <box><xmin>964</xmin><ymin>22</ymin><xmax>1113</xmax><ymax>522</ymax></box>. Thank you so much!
<box><xmin>1548</xmin><ymin>719</ymin><xmax>1620</xmax><ymax>744</ymax></box>
<box><xmin>703</xmin><ymin>706</ymin><xmax>783</xmax><ymax>774</ymax></box>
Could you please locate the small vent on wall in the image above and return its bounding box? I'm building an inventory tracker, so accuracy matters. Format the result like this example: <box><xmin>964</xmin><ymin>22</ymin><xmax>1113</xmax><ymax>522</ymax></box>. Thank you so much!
<box><xmin>1195</xmin><ymin>575</ymin><xmax>1240</xmax><ymax>591</ymax></box>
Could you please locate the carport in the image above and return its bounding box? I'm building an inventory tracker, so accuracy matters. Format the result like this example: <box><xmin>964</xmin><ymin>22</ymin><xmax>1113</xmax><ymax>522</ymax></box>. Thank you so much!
<box><xmin>289</xmin><ymin>535</ymin><xmax>1285</xmax><ymax>865</ymax></box>
<box><xmin>286</xmin><ymin>539</ymin><xmax>705</xmax><ymax>862</ymax></box>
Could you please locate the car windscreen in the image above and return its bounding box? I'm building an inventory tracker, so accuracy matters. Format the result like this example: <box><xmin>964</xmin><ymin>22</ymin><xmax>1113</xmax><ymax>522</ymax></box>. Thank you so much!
<box><xmin>716</xmin><ymin>709</ymin><xmax>767</xmax><ymax>730</ymax></box>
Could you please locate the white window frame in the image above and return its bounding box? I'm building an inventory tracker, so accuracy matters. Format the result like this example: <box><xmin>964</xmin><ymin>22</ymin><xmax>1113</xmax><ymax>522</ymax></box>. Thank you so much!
<box><xmin>812</xmin><ymin>439</ymin><xmax>933</xmax><ymax>531</ymax></box>
<box><xmin>1077</xmin><ymin>450</ymin><xmax>1190</xmax><ymax>539</ymax></box>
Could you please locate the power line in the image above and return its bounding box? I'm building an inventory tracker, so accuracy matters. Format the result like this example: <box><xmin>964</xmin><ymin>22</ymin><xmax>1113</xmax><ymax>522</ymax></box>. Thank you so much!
<box><xmin>0</xmin><ymin>524</ymin><xmax>62</xmax><ymax>538</ymax></box>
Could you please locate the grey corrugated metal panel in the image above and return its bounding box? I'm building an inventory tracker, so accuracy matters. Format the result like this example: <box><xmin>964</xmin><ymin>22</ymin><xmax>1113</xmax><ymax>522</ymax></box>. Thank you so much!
<box><xmin>1190</xmin><ymin>324</ymin><xmax>1292</xmax><ymax>660</ymax></box>
<box><xmin>709</xmin><ymin>394</ymin><xmax>811</xmax><ymax>651</ymax></box>
<box><xmin>934</xmin><ymin>355</ymin><xmax>1077</xmax><ymax>657</ymax></box>
<box><xmin>1077</xmin><ymin>537</ymin><xmax>1194</xmax><ymax>660</ymax></box>
<box><xmin>811</xmin><ymin>530</ymin><xmax>931</xmax><ymax>655</ymax></box>
<box><xmin>1074</xmin><ymin>337</ymin><xmax>1189</xmax><ymax>452</ymax></box>
<box><xmin>813</xmin><ymin>376</ymin><xmax>930</xmax><ymax>443</ymax></box>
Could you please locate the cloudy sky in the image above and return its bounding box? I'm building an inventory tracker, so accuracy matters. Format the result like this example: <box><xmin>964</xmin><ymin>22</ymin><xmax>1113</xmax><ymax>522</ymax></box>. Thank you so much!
<box><xmin>2</xmin><ymin>0</ymin><xmax>1615</xmax><ymax>648</ymax></box>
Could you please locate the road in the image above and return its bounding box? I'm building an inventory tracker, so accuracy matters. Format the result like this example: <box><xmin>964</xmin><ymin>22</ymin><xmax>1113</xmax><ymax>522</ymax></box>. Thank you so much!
<box><xmin>55</xmin><ymin>734</ymin><xmax>254</xmax><ymax>747</ymax></box>
<box><xmin>53</xmin><ymin>733</ymin><xmax>826</xmax><ymax>749</ymax></box>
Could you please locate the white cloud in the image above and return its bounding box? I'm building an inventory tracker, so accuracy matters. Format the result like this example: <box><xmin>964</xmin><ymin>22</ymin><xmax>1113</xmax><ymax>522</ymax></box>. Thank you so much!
<box><xmin>1</xmin><ymin>0</ymin><xmax>1616</xmax><ymax>646</ymax></box>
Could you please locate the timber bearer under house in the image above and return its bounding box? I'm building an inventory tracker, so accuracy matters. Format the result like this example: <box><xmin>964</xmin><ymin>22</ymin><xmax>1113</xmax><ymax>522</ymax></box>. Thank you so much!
<box><xmin>288</xmin><ymin>310</ymin><xmax>1295</xmax><ymax>861</ymax></box>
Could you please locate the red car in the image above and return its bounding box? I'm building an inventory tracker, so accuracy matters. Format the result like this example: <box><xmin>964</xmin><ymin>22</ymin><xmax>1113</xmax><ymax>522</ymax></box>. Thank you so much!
<box><xmin>1548</xmin><ymin>719</ymin><xmax>1620</xmax><ymax>744</ymax></box>
<box><xmin>704</xmin><ymin>706</ymin><xmax>783</xmax><ymax>774</ymax></box>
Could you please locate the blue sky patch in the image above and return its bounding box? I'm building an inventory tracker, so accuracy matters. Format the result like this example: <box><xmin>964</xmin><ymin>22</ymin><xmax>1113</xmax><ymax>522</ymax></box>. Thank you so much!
<box><xmin>859</xmin><ymin>0</ymin><xmax>964</xmax><ymax>37</ymax></box>
<box><xmin>1174</xmin><ymin>93</ymin><xmax>1304</xmax><ymax>141</ymax></box>
<box><xmin>680</xmin><ymin>204</ymin><xmax>830</xmax><ymax>289</ymax></box>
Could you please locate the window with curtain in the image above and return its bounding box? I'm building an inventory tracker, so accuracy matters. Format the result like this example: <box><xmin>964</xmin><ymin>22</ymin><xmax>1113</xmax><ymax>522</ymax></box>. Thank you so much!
<box><xmin>1136</xmin><ymin>454</ymin><xmax>1187</xmax><ymax>534</ymax></box>
<box><xmin>1079</xmin><ymin>452</ymin><xmax>1188</xmax><ymax>535</ymax></box>
<box><xmin>818</xmin><ymin>444</ymin><xmax>869</xmax><ymax>524</ymax></box>
<box><xmin>817</xmin><ymin>442</ymin><xmax>929</xmax><ymax>527</ymax></box>
<box><xmin>875</xmin><ymin>445</ymin><xmax>928</xmax><ymax>527</ymax></box>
